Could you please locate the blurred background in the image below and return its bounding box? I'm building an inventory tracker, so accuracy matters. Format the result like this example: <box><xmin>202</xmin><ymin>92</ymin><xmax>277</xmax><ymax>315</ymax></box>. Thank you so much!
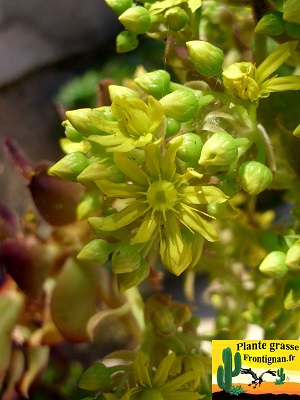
<box><xmin>0</xmin><ymin>0</ymin><xmax>121</xmax><ymax>213</ymax></box>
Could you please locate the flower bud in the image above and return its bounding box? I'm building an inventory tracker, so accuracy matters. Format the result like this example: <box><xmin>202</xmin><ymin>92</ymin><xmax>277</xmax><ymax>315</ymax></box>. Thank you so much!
<box><xmin>198</xmin><ymin>132</ymin><xmax>238</xmax><ymax>166</ymax></box>
<box><xmin>238</xmin><ymin>161</ymin><xmax>273</xmax><ymax>195</ymax></box>
<box><xmin>175</xmin><ymin>132</ymin><xmax>202</xmax><ymax>165</ymax></box>
<box><xmin>286</xmin><ymin>22</ymin><xmax>300</xmax><ymax>39</ymax></box>
<box><xmin>77</xmin><ymin>239</ymin><xmax>111</xmax><ymax>264</ymax></box>
<box><xmin>66</xmin><ymin>109</ymin><xmax>103</xmax><ymax>136</ymax></box>
<box><xmin>49</xmin><ymin>152</ymin><xmax>90</xmax><ymax>181</ymax></box>
<box><xmin>207</xmin><ymin>200</ymin><xmax>238</xmax><ymax>219</ymax></box>
<box><xmin>117</xmin><ymin>259</ymin><xmax>149</xmax><ymax>291</ymax></box>
<box><xmin>186</xmin><ymin>41</ymin><xmax>224</xmax><ymax>77</ymax></box>
<box><xmin>119</xmin><ymin>6</ymin><xmax>151</xmax><ymax>34</ymax></box>
<box><xmin>63</xmin><ymin>120</ymin><xmax>85</xmax><ymax>142</ymax></box>
<box><xmin>135</xmin><ymin>70</ymin><xmax>171</xmax><ymax>98</ymax></box>
<box><xmin>104</xmin><ymin>0</ymin><xmax>133</xmax><ymax>16</ymax></box>
<box><xmin>165</xmin><ymin>7</ymin><xmax>189</xmax><ymax>31</ymax></box>
<box><xmin>284</xmin><ymin>277</ymin><xmax>300</xmax><ymax>309</ymax></box>
<box><xmin>150</xmin><ymin>307</ymin><xmax>176</xmax><ymax>336</ymax></box>
<box><xmin>116</xmin><ymin>31</ymin><xmax>138</xmax><ymax>53</ymax></box>
<box><xmin>255</xmin><ymin>11</ymin><xmax>286</xmax><ymax>36</ymax></box>
<box><xmin>159</xmin><ymin>89</ymin><xmax>199</xmax><ymax>122</ymax></box>
<box><xmin>286</xmin><ymin>239</ymin><xmax>300</xmax><ymax>270</ymax></box>
<box><xmin>283</xmin><ymin>0</ymin><xmax>300</xmax><ymax>24</ymax></box>
<box><xmin>112</xmin><ymin>244</ymin><xmax>141</xmax><ymax>273</ymax></box>
<box><xmin>77</xmin><ymin>158</ymin><xmax>124</xmax><ymax>188</ymax></box>
<box><xmin>109</xmin><ymin>85</ymin><xmax>140</xmax><ymax>101</ymax></box>
<box><xmin>165</xmin><ymin>117</ymin><xmax>181</xmax><ymax>137</ymax></box>
<box><xmin>259</xmin><ymin>251</ymin><xmax>288</xmax><ymax>278</ymax></box>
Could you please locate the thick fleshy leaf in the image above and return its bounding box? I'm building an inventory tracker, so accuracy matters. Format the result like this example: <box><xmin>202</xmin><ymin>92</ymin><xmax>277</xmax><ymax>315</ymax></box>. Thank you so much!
<box><xmin>0</xmin><ymin>291</ymin><xmax>24</xmax><ymax>391</ymax></box>
<box><xmin>96</xmin><ymin>180</ymin><xmax>144</xmax><ymax>198</ymax></box>
<box><xmin>114</xmin><ymin>152</ymin><xmax>148</xmax><ymax>185</ymax></box>
<box><xmin>18</xmin><ymin>347</ymin><xmax>49</xmax><ymax>398</ymax></box>
<box><xmin>179</xmin><ymin>204</ymin><xmax>218</xmax><ymax>242</ymax></box>
<box><xmin>0</xmin><ymin>203</ymin><xmax>20</xmax><ymax>239</ymax></box>
<box><xmin>256</xmin><ymin>41</ymin><xmax>298</xmax><ymax>85</ymax></box>
<box><xmin>88</xmin><ymin>202</ymin><xmax>149</xmax><ymax>231</ymax></box>
<box><xmin>3</xmin><ymin>137</ymin><xmax>33</xmax><ymax>181</ymax></box>
<box><xmin>78</xmin><ymin>363</ymin><xmax>111</xmax><ymax>391</ymax></box>
<box><xmin>131</xmin><ymin>212</ymin><xmax>158</xmax><ymax>244</ymax></box>
<box><xmin>51</xmin><ymin>258</ymin><xmax>96</xmax><ymax>342</ymax></box>
<box><xmin>118</xmin><ymin>259</ymin><xmax>150</xmax><ymax>291</ymax></box>
<box><xmin>180</xmin><ymin>185</ymin><xmax>228</xmax><ymax>204</ymax></box>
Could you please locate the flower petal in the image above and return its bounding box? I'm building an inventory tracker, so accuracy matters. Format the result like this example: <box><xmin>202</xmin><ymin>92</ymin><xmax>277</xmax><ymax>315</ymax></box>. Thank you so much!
<box><xmin>96</xmin><ymin>180</ymin><xmax>144</xmax><ymax>198</ymax></box>
<box><xmin>88</xmin><ymin>134</ymin><xmax>124</xmax><ymax>147</ymax></box>
<box><xmin>162</xmin><ymin>370</ymin><xmax>199</xmax><ymax>391</ymax></box>
<box><xmin>162</xmin><ymin>391</ymin><xmax>204</xmax><ymax>400</ymax></box>
<box><xmin>88</xmin><ymin>202</ymin><xmax>149</xmax><ymax>231</ymax></box>
<box><xmin>133</xmin><ymin>352</ymin><xmax>152</xmax><ymax>387</ymax></box>
<box><xmin>261</xmin><ymin>75</ymin><xmax>300</xmax><ymax>92</ymax></box>
<box><xmin>114</xmin><ymin>152</ymin><xmax>148</xmax><ymax>185</ymax></box>
<box><xmin>256</xmin><ymin>41</ymin><xmax>298</xmax><ymax>85</ymax></box>
<box><xmin>180</xmin><ymin>185</ymin><xmax>228</xmax><ymax>204</ymax></box>
<box><xmin>161</xmin><ymin>137</ymin><xmax>183</xmax><ymax>180</ymax></box>
<box><xmin>153</xmin><ymin>352</ymin><xmax>176</xmax><ymax>387</ymax></box>
<box><xmin>179</xmin><ymin>204</ymin><xmax>219</xmax><ymax>242</ymax></box>
<box><xmin>131</xmin><ymin>212</ymin><xmax>158</xmax><ymax>244</ymax></box>
<box><xmin>147</xmin><ymin>95</ymin><xmax>165</xmax><ymax>132</ymax></box>
<box><xmin>145</xmin><ymin>142</ymin><xmax>161</xmax><ymax>180</ymax></box>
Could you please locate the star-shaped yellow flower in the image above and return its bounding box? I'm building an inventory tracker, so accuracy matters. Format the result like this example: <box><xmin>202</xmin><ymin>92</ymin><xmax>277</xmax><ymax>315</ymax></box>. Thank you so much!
<box><xmin>223</xmin><ymin>41</ymin><xmax>300</xmax><ymax>102</ymax></box>
<box><xmin>88</xmin><ymin>138</ymin><xmax>228</xmax><ymax>275</ymax></box>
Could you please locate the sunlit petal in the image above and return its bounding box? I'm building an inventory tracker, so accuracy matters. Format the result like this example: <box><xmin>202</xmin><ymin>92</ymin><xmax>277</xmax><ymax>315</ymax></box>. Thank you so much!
<box><xmin>88</xmin><ymin>202</ymin><xmax>148</xmax><ymax>231</ymax></box>
<box><xmin>133</xmin><ymin>352</ymin><xmax>152</xmax><ymax>387</ymax></box>
<box><xmin>180</xmin><ymin>185</ymin><xmax>228</xmax><ymax>204</ymax></box>
<box><xmin>261</xmin><ymin>75</ymin><xmax>300</xmax><ymax>92</ymax></box>
<box><xmin>179</xmin><ymin>204</ymin><xmax>219</xmax><ymax>242</ymax></box>
<box><xmin>131</xmin><ymin>211</ymin><xmax>158</xmax><ymax>244</ymax></box>
<box><xmin>153</xmin><ymin>352</ymin><xmax>176</xmax><ymax>387</ymax></box>
<box><xmin>161</xmin><ymin>137</ymin><xmax>183</xmax><ymax>180</ymax></box>
<box><xmin>96</xmin><ymin>180</ymin><xmax>144</xmax><ymax>198</ymax></box>
<box><xmin>114</xmin><ymin>152</ymin><xmax>148</xmax><ymax>185</ymax></box>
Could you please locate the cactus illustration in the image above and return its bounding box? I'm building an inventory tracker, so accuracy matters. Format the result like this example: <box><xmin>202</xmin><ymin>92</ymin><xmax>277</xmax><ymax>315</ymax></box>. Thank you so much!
<box><xmin>217</xmin><ymin>347</ymin><xmax>242</xmax><ymax>393</ymax></box>
<box><xmin>275</xmin><ymin>367</ymin><xmax>286</xmax><ymax>385</ymax></box>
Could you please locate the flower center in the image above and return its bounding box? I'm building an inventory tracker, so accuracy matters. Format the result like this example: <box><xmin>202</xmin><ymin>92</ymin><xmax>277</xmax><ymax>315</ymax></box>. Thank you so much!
<box><xmin>147</xmin><ymin>180</ymin><xmax>178</xmax><ymax>213</ymax></box>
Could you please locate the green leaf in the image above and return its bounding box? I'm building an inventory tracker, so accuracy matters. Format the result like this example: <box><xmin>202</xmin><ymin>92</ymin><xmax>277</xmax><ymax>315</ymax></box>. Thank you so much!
<box><xmin>79</xmin><ymin>363</ymin><xmax>111</xmax><ymax>391</ymax></box>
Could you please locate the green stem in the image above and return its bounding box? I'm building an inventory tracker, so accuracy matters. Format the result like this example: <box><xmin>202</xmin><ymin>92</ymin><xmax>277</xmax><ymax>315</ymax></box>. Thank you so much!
<box><xmin>124</xmin><ymin>286</ymin><xmax>145</xmax><ymax>332</ymax></box>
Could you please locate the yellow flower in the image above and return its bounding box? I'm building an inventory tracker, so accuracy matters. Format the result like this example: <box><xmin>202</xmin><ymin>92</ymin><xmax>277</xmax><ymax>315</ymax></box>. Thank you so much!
<box><xmin>103</xmin><ymin>351</ymin><xmax>204</xmax><ymax>400</ymax></box>
<box><xmin>223</xmin><ymin>41</ymin><xmax>300</xmax><ymax>101</ymax></box>
<box><xmin>88</xmin><ymin>139</ymin><xmax>228</xmax><ymax>275</ymax></box>
<box><xmin>66</xmin><ymin>95</ymin><xmax>165</xmax><ymax>152</ymax></box>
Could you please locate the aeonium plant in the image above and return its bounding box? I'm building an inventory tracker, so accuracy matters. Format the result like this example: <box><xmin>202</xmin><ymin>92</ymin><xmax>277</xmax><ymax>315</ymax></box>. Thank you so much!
<box><xmin>1</xmin><ymin>0</ymin><xmax>300</xmax><ymax>399</ymax></box>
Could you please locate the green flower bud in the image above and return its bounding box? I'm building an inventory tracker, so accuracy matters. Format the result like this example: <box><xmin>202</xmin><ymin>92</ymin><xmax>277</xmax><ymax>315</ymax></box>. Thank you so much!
<box><xmin>150</xmin><ymin>307</ymin><xmax>176</xmax><ymax>336</ymax></box>
<box><xmin>135</xmin><ymin>70</ymin><xmax>171</xmax><ymax>98</ymax></box>
<box><xmin>186</xmin><ymin>41</ymin><xmax>224</xmax><ymax>77</ymax></box>
<box><xmin>116</xmin><ymin>30</ymin><xmax>138</xmax><ymax>53</ymax></box>
<box><xmin>63</xmin><ymin>120</ymin><xmax>85</xmax><ymax>142</ymax></box>
<box><xmin>119</xmin><ymin>6</ymin><xmax>151</xmax><ymax>34</ymax></box>
<box><xmin>112</xmin><ymin>244</ymin><xmax>141</xmax><ymax>273</ymax></box>
<box><xmin>198</xmin><ymin>132</ymin><xmax>238</xmax><ymax>166</ymax></box>
<box><xmin>259</xmin><ymin>251</ymin><xmax>288</xmax><ymax>278</ymax></box>
<box><xmin>283</xmin><ymin>0</ymin><xmax>300</xmax><ymax>24</ymax></box>
<box><xmin>165</xmin><ymin>117</ymin><xmax>181</xmax><ymax>137</ymax></box>
<box><xmin>118</xmin><ymin>259</ymin><xmax>149</xmax><ymax>291</ymax></box>
<box><xmin>79</xmin><ymin>362</ymin><xmax>111</xmax><ymax>390</ymax></box>
<box><xmin>286</xmin><ymin>239</ymin><xmax>300</xmax><ymax>270</ymax></box>
<box><xmin>49</xmin><ymin>152</ymin><xmax>90</xmax><ymax>181</ymax></box>
<box><xmin>165</xmin><ymin>7</ymin><xmax>189</xmax><ymax>31</ymax></box>
<box><xmin>77</xmin><ymin>158</ymin><xmax>124</xmax><ymax>188</ymax></box>
<box><xmin>109</xmin><ymin>85</ymin><xmax>140</xmax><ymax>101</ymax></box>
<box><xmin>159</xmin><ymin>89</ymin><xmax>199</xmax><ymax>122</ymax></box>
<box><xmin>77</xmin><ymin>239</ymin><xmax>111</xmax><ymax>264</ymax></box>
<box><xmin>284</xmin><ymin>277</ymin><xmax>300</xmax><ymax>309</ymax></box>
<box><xmin>176</xmin><ymin>132</ymin><xmax>202</xmax><ymax>165</ymax></box>
<box><xmin>66</xmin><ymin>109</ymin><xmax>103</xmax><ymax>136</ymax></box>
<box><xmin>286</xmin><ymin>22</ymin><xmax>300</xmax><ymax>39</ymax></box>
<box><xmin>255</xmin><ymin>11</ymin><xmax>286</xmax><ymax>36</ymax></box>
<box><xmin>238</xmin><ymin>161</ymin><xmax>273</xmax><ymax>195</ymax></box>
<box><xmin>77</xmin><ymin>192</ymin><xmax>103</xmax><ymax>220</ymax></box>
<box><xmin>104</xmin><ymin>0</ymin><xmax>133</xmax><ymax>16</ymax></box>
<box><xmin>207</xmin><ymin>200</ymin><xmax>238</xmax><ymax>219</ymax></box>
